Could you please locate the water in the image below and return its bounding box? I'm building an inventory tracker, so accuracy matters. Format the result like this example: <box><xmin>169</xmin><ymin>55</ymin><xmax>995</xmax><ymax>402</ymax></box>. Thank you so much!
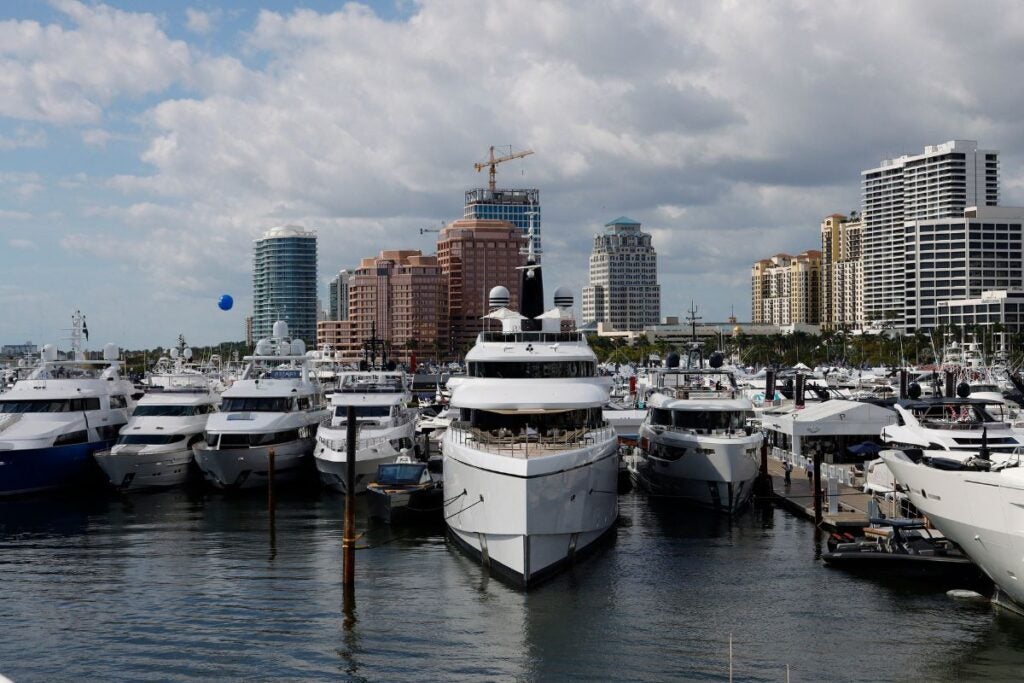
<box><xmin>2</xmin><ymin>488</ymin><xmax>1024</xmax><ymax>682</ymax></box>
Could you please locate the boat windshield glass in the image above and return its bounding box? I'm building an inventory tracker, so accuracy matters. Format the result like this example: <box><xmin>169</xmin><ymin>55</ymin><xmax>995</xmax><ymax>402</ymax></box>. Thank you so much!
<box><xmin>672</xmin><ymin>410</ymin><xmax>748</xmax><ymax>430</ymax></box>
<box><xmin>337</xmin><ymin>374</ymin><xmax>404</xmax><ymax>393</ymax></box>
<box><xmin>133</xmin><ymin>405</ymin><xmax>209</xmax><ymax>417</ymax></box>
<box><xmin>335</xmin><ymin>405</ymin><xmax>391</xmax><ymax>419</ymax></box>
<box><xmin>467</xmin><ymin>361</ymin><xmax>595</xmax><ymax>379</ymax></box>
<box><xmin>375</xmin><ymin>464</ymin><xmax>425</xmax><ymax>485</ymax></box>
<box><xmin>458</xmin><ymin>407</ymin><xmax>603</xmax><ymax>434</ymax></box>
<box><xmin>911</xmin><ymin>403</ymin><xmax>998</xmax><ymax>425</ymax></box>
<box><xmin>0</xmin><ymin>398</ymin><xmax>101</xmax><ymax>413</ymax></box>
<box><xmin>219</xmin><ymin>430</ymin><xmax>300</xmax><ymax>447</ymax></box>
<box><xmin>116</xmin><ymin>434</ymin><xmax>186</xmax><ymax>445</ymax></box>
<box><xmin>221</xmin><ymin>397</ymin><xmax>293</xmax><ymax>412</ymax></box>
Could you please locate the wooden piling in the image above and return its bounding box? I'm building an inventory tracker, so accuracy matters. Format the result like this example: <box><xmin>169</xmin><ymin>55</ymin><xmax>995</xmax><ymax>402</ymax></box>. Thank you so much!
<box><xmin>813</xmin><ymin>447</ymin><xmax>823</xmax><ymax>528</ymax></box>
<box><xmin>267</xmin><ymin>448</ymin><xmax>276</xmax><ymax>517</ymax></box>
<box><xmin>343</xmin><ymin>405</ymin><xmax>357</xmax><ymax>595</ymax></box>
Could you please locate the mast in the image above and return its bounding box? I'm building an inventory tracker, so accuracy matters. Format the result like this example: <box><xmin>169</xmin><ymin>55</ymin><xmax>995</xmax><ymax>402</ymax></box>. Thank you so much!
<box><xmin>519</xmin><ymin>209</ymin><xmax>544</xmax><ymax>327</ymax></box>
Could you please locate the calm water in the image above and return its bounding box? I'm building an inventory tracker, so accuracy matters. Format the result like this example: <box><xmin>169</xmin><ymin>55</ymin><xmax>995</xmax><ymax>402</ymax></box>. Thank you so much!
<box><xmin>2</xmin><ymin>487</ymin><xmax>1024</xmax><ymax>682</ymax></box>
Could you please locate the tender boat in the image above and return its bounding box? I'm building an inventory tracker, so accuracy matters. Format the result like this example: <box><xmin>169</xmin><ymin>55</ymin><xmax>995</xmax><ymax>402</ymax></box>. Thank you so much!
<box><xmin>366</xmin><ymin>456</ymin><xmax>443</xmax><ymax>523</ymax></box>
<box><xmin>95</xmin><ymin>344</ymin><xmax>219</xmax><ymax>490</ymax></box>
<box><xmin>193</xmin><ymin>321</ymin><xmax>328</xmax><ymax>490</ymax></box>
<box><xmin>0</xmin><ymin>312</ymin><xmax>134</xmax><ymax>496</ymax></box>
<box><xmin>443</xmin><ymin>221</ymin><xmax>619</xmax><ymax>587</ymax></box>
<box><xmin>313</xmin><ymin>370</ymin><xmax>418</xmax><ymax>494</ymax></box>
<box><xmin>883</xmin><ymin>448</ymin><xmax>1024</xmax><ymax>613</ymax></box>
<box><xmin>632</xmin><ymin>341</ymin><xmax>762</xmax><ymax>513</ymax></box>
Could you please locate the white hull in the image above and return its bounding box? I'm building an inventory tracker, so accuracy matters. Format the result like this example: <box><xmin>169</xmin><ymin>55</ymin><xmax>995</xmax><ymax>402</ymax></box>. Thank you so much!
<box><xmin>94</xmin><ymin>446</ymin><xmax>193</xmax><ymax>490</ymax></box>
<box><xmin>193</xmin><ymin>438</ymin><xmax>314</xmax><ymax>489</ymax></box>
<box><xmin>443</xmin><ymin>433</ymin><xmax>619</xmax><ymax>587</ymax></box>
<box><xmin>633</xmin><ymin>430</ymin><xmax>761</xmax><ymax>513</ymax></box>
<box><xmin>883</xmin><ymin>452</ymin><xmax>1024</xmax><ymax>611</ymax></box>
<box><xmin>314</xmin><ymin>422</ymin><xmax>415</xmax><ymax>494</ymax></box>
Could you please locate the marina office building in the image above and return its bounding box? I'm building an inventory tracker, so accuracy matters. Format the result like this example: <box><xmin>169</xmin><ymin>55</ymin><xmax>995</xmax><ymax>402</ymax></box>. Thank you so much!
<box><xmin>861</xmin><ymin>139</ymin><xmax>999</xmax><ymax>329</ymax></box>
<box><xmin>582</xmin><ymin>217</ymin><xmax>661</xmax><ymax>330</ymax></box>
<box><xmin>252</xmin><ymin>225</ymin><xmax>318</xmax><ymax>345</ymax></box>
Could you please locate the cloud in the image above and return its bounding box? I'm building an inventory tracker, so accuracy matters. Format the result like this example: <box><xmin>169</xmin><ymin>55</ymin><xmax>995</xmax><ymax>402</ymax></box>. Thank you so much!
<box><xmin>185</xmin><ymin>8</ymin><xmax>216</xmax><ymax>34</ymax></box>
<box><xmin>0</xmin><ymin>127</ymin><xmax>46</xmax><ymax>150</ymax></box>
<box><xmin>0</xmin><ymin>0</ymin><xmax>191</xmax><ymax>123</ymax></box>
<box><xmin>81</xmin><ymin>128</ymin><xmax>112</xmax><ymax>147</ymax></box>
<box><xmin>9</xmin><ymin>238</ymin><xmax>37</xmax><ymax>249</ymax></box>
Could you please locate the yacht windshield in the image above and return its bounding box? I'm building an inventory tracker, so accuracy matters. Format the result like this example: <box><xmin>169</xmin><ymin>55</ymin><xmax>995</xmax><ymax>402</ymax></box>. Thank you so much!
<box><xmin>133</xmin><ymin>405</ymin><xmax>208</xmax><ymax>417</ymax></box>
<box><xmin>335</xmin><ymin>406</ymin><xmax>391</xmax><ymax>419</ymax></box>
<box><xmin>375</xmin><ymin>464</ymin><xmax>425</xmax><ymax>485</ymax></box>
<box><xmin>0</xmin><ymin>398</ymin><xmax>101</xmax><ymax>413</ymax></box>
<box><xmin>458</xmin><ymin>407</ymin><xmax>603</xmax><ymax>434</ymax></box>
<box><xmin>672</xmin><ymin>410</ymin><xmax>748</xmax><ymax>430</ymax></box>
<box><xmin>221</xmin><ymin>397</ymin><xmax>293</xmax><ymax>412</ymax></box>
<box><xmin>911</xmin><ymin>403</ymin><xmax>998</xmax><ymax>425</ymax></box>
<box><xmin>467</xmin><ymin>361</ymin><xmax>595</xmax><ymax>379</ymax></box>
<box><xmin>116</xmin><ymin>434</ymin><xmax>186</xmax><ymax>446</ymax></box>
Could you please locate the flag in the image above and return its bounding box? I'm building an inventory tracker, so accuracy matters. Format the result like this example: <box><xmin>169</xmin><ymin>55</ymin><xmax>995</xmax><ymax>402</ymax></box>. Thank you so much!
<box><xmin>82</xmin><ymin>319</ymin><xmax>89</xmax><ymax>341</ymax></box>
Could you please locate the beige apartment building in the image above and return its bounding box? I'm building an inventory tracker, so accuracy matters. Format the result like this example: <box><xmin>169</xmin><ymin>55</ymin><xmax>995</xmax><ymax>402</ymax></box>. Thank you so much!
<box><xmin>751</xmin><ymin>250</ymin><xmax>822</xmax><ymax>325</ymax></box>
<box><xmin>820</xmin><ymin>214</ymin><xmax>863</xmax><ymax>330</ymax></box>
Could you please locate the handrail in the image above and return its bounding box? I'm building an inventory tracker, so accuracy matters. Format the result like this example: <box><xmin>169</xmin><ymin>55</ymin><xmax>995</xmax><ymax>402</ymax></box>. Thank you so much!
<box><xmin>447</xmin><ymin>421</ymin><xmax>615</xmax><ymax>458</ymax></box>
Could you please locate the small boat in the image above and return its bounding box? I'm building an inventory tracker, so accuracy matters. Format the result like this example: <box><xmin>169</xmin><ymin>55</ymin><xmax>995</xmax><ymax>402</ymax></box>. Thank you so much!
<box><xmin>822</xmin><ymin>518</ymin><xmax>990</xmax><ymax>586</ymax></box>
<box><xmin>366</xmin><ymin>456</ymin><xmax>442</xmax><ymax>524</ymax></box>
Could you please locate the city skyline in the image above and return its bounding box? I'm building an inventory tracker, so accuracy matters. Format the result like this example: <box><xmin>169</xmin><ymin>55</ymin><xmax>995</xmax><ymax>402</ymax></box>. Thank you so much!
<box><xmin>4</xmin><ymin>2</ymin><xmax>1024</xmax><ymax>348</ymax></box>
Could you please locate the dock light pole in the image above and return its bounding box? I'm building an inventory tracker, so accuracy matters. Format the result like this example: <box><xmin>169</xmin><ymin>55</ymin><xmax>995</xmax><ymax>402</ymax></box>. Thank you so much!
<box><xmin>343</xmin><ymin>405</ymin><xmax>357</xmax><ymax>604</ymax></box>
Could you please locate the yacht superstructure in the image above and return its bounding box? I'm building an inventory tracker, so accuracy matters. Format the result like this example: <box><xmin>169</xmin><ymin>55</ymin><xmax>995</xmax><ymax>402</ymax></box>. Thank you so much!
<box><xmin>193</xmin><ymin>322</ymin><xmax>328</xmax><ymax>489</ymax></box>
<box><xmin>314</xmin><ymin>371</ymin><xmax>417</xmax><ymax>493</ymax></box>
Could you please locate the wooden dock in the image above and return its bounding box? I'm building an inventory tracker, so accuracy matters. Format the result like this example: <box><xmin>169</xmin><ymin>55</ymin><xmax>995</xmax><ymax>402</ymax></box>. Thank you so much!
<box><xmin>763</xmin><ymin>458</ymin><xmax>871</xmax><ymax>531</ymax></box>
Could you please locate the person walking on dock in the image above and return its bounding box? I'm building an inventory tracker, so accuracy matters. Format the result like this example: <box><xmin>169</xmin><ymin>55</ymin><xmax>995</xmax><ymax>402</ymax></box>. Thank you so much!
<box><xmin>783</xmin><ymin>460</ymin><xmax>792</xmax><ymax>487</ymax></box>
<box><xmin>806</xmin><ymin>459</ymin><xmax>814</xmax><ymax>484</ymax></box>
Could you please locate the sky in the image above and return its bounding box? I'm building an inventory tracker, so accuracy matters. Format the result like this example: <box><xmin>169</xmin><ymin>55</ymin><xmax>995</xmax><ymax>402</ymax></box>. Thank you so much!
<box><xmin>3</xmin><ymin>0</ymin><xmax>1024</xmax><ymax>350</ymax></box>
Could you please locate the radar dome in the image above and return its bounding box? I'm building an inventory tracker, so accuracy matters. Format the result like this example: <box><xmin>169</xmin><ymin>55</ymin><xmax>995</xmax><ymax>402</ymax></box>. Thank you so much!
<box><xmin>170</xmin><ymin>348</ymin><xmax>179</xmax><ymax>359</ymax></box>
<box><xmin>272</xmin><ymin>321</ymin><xmax>289</xmax><ymax>339</ymax></box>
<box><xmin>709</xmin><ymin>351</ymin><xmax>724</xmax><ymax>369</ymax></box>
<box><xmin>103</xmin><ymin>343</ymin><xmax>119</xmax><ymax>361</ymax></box>
<box><xmin>665</xmin><ymin>352</ymin><xmax>680</xmax><ymax>369</ymax></box>
<box><xmin>183</xmin><ymin>347</ymin><xmax>193</xmax><ymax>360</ymax></box>
<box><xmin>553</xmin><ymin>286</ymin><xmax>574</xmax><ymax>309</ymax></box>
<box><xmin>41</xmin><ymin>344</ymin><xmax>58</xmax><ymax>362</ymax></box>
<box><xmin>255</xmin><ymin>339</ymin><xmax>274</xmax><ymax>355</ymax></box>
<box><xmin>291</xmin><ymin>339</ymin><xmax>306</xmax><ymax>356</ymax></box>
<box><xmin>957</xmin><ymin>382</ymin><xmax>971</xmax><ymax>398</ymax></box>
<box><xmin>908</xmin><ymin>382</ymin><xmax>922</xmax><ymax>399</ymax></box>
<box><xmin>488</xmin><ymin>285</ymin><xmax>510</xmax><ymax>310</ymax></box>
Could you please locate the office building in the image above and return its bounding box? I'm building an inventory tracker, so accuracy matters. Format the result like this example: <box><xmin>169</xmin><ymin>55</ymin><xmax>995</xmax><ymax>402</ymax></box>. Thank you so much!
<box><xmin>751</xmin><ymin>250</ymin><xmax>821</xmax><ymax>326</ymax></box>
<box><xmin>581</xmin><ymin>217</ymin><xmax>661</xmax><ymax>330</ymax></box>
<box><xmin>464</xmin><ymin>188</ymin><xmax>541</xmax><ymax>256</ymax></box>
<box><xmin>861</xmin><ymin>140</ymin><xmax>999</xmax><ymax>327</ymax></box>
<box><xmin>820</xmin><ymin>214</ymin><xmax>863</xmax><ymax>330</ymax></box>
<box><xmin>252</xmin><ymin>225</ymin><xmax>318</xmax><ymax>344</ymax></box>
<box><xmin>327</xmin><ymin>269</ymin><xmax>352</xmax><ymax>321</ymax></box>
<box><xmin>936</xmin><ymin>289</ymin><xmax>1024</xmax><ymax>334</ymax></box>
<box><xmin>437</xmin><ymin>218</ymin><xmax>526</xmax><ymax>353</ymax></box>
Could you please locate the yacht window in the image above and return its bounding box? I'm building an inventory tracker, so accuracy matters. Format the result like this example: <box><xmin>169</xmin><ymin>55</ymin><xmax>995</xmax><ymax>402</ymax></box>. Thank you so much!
<box><xmin>54</xmin><ymin>430</ymin><xmax>89</xmax><ymax>446</ymax></box>
<box><xmin>116</xmin><ymin>434</ymin><xmax>186</xmax><ymax>446</ymax></box>
<box><xmin>672</xmin><ymin>410</ymin><xmax>746</xmax><ymax>430</ymax></box>
<box><xmin>0</xmin><ymin>400</ymin><xmax>72</xmax><ymax>413</ymax></box>
<box><xmin>376</xmin><ymin>464</ymin><xmax>425</xmax><ymax>485</ymax></box>
<box><xmin>205</xmin><ymin>432</ymin><xmax>219</xmax><ymax>448</ymax></box>
<box><xmin>297</xmin><ymin>397</ymin><xmax>310</xmax><ymax>410</ymax></box>
<box><xmin>335</xmin><ymin>406</ymin><xmax>390</xmax><ymax>419</ymax></box>
<box><xmin>219</xmin><ymin>430</ymin><xmax>299</xmax><ymax>448</ymax></box>
<box><xmin>467</xmin><ymin>361</ymin><xmax>596</xmax><ymax>379</ymax></box>
<box><xmin>221</xmin><ymin>397</ymin><xmax>293</xmax><ymax>412</ymax></box>
<box><xmin>110</xmin><ymin>395</ymin><xmax>128</xmax><ymax>409</ymax></box>
<box><xmin>460</xmin><ymin>407</ymin><xmax>602</xmax><ymax>434</ymax></box>
<box><xmin>651</xmin><ymin>408</ymin><xmax>673</xmax><ymax>426</ymax></box>
<box><xmin>133</xmin><ymin>405</ymin><xmax>204</xmax><ymax>417</ymax></box>
<box><xmin>649</xmin><ymin>442</ymin><xmax>687</xmax><ymax>461</ymax></box>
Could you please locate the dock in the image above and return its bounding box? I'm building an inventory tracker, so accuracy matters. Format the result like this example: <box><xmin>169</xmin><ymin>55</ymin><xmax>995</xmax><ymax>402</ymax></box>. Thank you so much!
<box><xmin>764</xmin><ymin>457</ymin><xmax>871</xmax><ymax>531</ymax></box>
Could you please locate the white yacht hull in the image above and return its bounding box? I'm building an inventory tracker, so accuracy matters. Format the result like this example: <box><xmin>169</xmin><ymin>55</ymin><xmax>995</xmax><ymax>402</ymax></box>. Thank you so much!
<box><xmin>193</xmin><ymin>438</ymin><xmax>314</xmax><ymax>490</ymax></box>
<box><xmin>313</xmin><ymin>423</ymin><xmax>415</xmax><ymax>494</ymax></box>
<box><xmin>443</xmin><ymin>434</ymin><xmax>619</xmax><ymax>587</ymax></box>
<box><xmin>94</xmin><ymin>445</ymin><xmax>193</xmax><ymax>490</ymax></box>
<box><xmin>883</xmin><ymin>452</ymin><xmax>1024</xmax><ymax>612</ymax></box>
<box><xmin>633</xmin><ymin>429</ymin><xmax>761</xmax><ymax>513</ymax></box>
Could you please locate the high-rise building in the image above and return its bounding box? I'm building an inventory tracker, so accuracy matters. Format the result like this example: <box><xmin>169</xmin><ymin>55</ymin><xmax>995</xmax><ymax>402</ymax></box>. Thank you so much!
<box><xmin>861</xmin><ymin>140</ymin><xmax>999</xmax><ymax>327</ymax></box>
<box><xmin>252</xmin><ymin>225</ymin><xmax>318</xmax><ymax>344</ymax></box>
<box><xmin>464</xmin><ymin>188</ymin><xmax>541</xmax><ymax>256</ymax></box>
<box><xmin>581</xmin><ymin>217</ymin><xmax>660</xmax><ymax>330</ymax></box>
<box><xmin>751</xmin><ymin>250</ymin><xmax>821</xmax><ymax>326</ymax></box>
<box><xmin>437</xmin><ymin>218</ymin><xmax>526</xmax><ymax>353</ymax></box>
<box><xmin>327</xmin><ymin>269</ymin><xmax>352</xmax><ymax>321</ymax></box>
<box><xmin>820</xmin><ymin>214</ymin><xmax>863</xmax><ymax>330</ymax></box>
<box><xmin>344</xmin><ymin>250</ymin><xmax>447</xmax><ymax>363</ymax></box>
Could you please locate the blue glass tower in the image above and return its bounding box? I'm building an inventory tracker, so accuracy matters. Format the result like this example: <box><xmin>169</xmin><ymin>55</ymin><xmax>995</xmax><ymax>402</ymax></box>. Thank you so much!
<box><xmin>252</xmin><ymin>225</ymin><xmax>318</xmax><ymax>344</ymax></box>
<box><xmin>464</xmin><ymin>188</ymin><xmax>541</xmax><ymax>258</ymax></box>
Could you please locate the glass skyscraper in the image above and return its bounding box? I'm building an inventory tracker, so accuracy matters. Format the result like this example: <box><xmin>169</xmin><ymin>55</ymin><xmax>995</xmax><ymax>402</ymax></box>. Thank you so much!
<box><xmin>252</xmin><ymin>225</ymin><xmax>318</xmax><ymax>344</ymax></box>
<box><xmin>464</xmin><ymin>188</ymin><xmax>541</xmax><ymax>257</ymax></box>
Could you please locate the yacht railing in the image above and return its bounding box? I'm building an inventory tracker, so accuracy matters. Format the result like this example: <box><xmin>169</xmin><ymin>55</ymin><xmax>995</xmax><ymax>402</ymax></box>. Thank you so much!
<box><xmin>316</xmin><ymin>418</ymin><xmax>391</xmax><ymax>451</ymax></box>
<box><xmin>447</xmin><ymin>421</ymin><xmax>615</xmax><ymax>458</ymax></box>
<box><xmin>918</xmin><ymin>418</ymin><xmax>1009</xmax><ymax>431</ymax></box>
<box><xmin>661</xmin><ymin>388</ymin><xmax>737</xmax><ymax>400</ymax></box>
<box><xmin>648</xmin><ymin>424</ymin><xmax>756</xmax><ymax>439</ymax></box>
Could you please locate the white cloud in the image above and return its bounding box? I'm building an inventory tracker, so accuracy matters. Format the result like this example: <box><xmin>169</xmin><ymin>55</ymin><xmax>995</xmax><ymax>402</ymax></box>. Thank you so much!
<box><xmin>185</xmin><ymin>8</ymin><xmax>216</xmax><ymax>34</ymax></box>
<box><xmin>0</xmin><ymin>127</ymin><xmax>46</xmax><ymax>150</ymax></box>
<box><xmin>9</xmin><ymin>238</ymin><xmax>37</xmax><ymax>249</ymax></box>
<box><xmin>81</xmin><ymin>128</ymin><xmax>113</xmax><ymax>147</ymax></box>
<box><xmin>0</xmin><ymin>0</ymin><xmax>191</xmax><ymax>123</ymax></box>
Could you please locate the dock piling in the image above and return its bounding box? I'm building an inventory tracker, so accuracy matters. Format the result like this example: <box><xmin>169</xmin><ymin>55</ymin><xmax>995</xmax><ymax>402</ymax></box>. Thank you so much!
<box><xmin>343</xmin><ymin>405</ymin><xmax>357</xmax><ymax>603</ymax></box>
<box><xmin>813</xmin><ymin>447</ymin><xmax>823</xmax><ymax>528</ymax></box>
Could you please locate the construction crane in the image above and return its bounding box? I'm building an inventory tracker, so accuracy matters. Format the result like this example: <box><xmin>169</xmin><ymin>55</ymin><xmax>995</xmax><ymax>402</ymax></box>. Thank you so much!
<box><xmin>419</xmin><ymin>221</ymin><xmax>445</xmax><ymax>235</ymax></box>
<box><xmin>474</xmin><ymin>145</ymin><xmax>534</xmax><ymax>192</ymax></box>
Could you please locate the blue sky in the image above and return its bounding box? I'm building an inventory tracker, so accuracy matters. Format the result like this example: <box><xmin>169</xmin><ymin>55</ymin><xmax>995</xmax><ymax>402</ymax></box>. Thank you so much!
<box><xmin>3</xmin><ymin>1</ymin><xmax>1024</xmax><ymax>350</ymax></box>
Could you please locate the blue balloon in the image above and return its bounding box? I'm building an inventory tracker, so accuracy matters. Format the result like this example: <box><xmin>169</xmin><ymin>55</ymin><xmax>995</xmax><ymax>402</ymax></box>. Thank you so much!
<box><xmin>218</xmin><ymin>294</ymin><xmax>234</xmax><ymax>311</ymax></box>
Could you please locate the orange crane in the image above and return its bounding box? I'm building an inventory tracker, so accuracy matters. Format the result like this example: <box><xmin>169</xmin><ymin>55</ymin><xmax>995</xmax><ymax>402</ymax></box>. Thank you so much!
<box><xmin>474</xmin><ymin>145</ymin><xmax>534</xmax><ymax>192</ymax></box>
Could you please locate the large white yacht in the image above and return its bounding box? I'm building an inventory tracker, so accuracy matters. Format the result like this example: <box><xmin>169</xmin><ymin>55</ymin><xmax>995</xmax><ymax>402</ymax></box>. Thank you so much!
<box><xmin>313</xmin><ymin>370</ymin><xmax>418</xmax><ymax>493</ymax></box>
<box><xmin>193</xmin><ymin>322</ymin><xmax>328</xmax><ymax>490</ymax></box>
<box><xmin>632</xmin><ymin>342</ymin><xmax>762</xmax><ymax>513</ymax></box>
<box><xmin>95</xmin><ymin>344</ymin><xmax>220</xmax><ymax>490</ymax></box>
<box><xmin>0</xmin><ymin>312</ymin><xmax>135</xmax><ymax>496</ymax></box>
<box><xmin>881</xmin><ymin>390</ymin><xmax>1024</xmax><ymax>457</ymax></box>
<box><xmin>882</xmin><ymin>448</ymin><xmax>1024</xmax><ymax>613</ymax></box>
<box><xmin>443</xmin><ymin>229</ymin><xmax>618</xmax><ymax>587</ymax></box>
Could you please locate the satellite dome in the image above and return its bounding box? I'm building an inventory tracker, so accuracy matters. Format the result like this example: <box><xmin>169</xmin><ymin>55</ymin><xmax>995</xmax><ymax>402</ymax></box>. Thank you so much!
<box><xmin>956</xmin><ymin>382</ymin><xmax>971</xmax><ymax>398</ymax></box>
<box><xmin>41</xmin><ymin>344</ymin><xmax>58</xmax><ymax>362</ymax></box>
<box><xmin>272</xmin><ymin>321</ymin><xmax>289</xmax><ymax>339</ymax></box>
<box><xmin>291</xmin><ymin>339</ymin><xmax>306</xmax><ymax>356</ymax></box>
<box><xmin>103</xmin><ymin>343</ymin><xmax>119</xmax><ymax>361</ymax></box>
<box><xmin>255</xmin><ymin>339</ymin><xmax>274</xmax><ymax>356</ymax></box>
<box><xmin>553</xmin><ymin>286</ymin><xmax>574</xmax><ymax>309</ymax></box>
<box><xmin>908</xmin><ymin>382</ymin><xmax>922</xmax><ymax>399</ymax></box>
<box><xmin>183</xmin><ymin>347</ymin><xmax>193</xmax><ymax>360</ymax></box>
<box><xmin>488</xmin><ymin>285</ymin><xmax>510</xmax><ymax>310</ymax></box>
<box><xmin>709</xmin><ymin>351</ymin><xmax>724</xmax><ymax>369</ymax></box>
<box><xmin>170</xmin><ymin>348</ymin><xmax>179</xmax><ymax>359</ymax></box>
<box><xmin>666</xmin><ymin>352</ymin><xmax>680</xmax><ymax>369</ymax></box>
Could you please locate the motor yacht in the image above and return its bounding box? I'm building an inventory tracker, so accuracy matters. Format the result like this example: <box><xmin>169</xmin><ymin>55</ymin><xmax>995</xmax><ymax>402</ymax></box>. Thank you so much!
<box><xmin>95</xmin><ymin>345</ymin><xmax>219</xmax><ymax>490</ymax></box>
<box><xmin>443</xmin><ymin>225</ymin><xmax>618</xmax><ymax>587</ymax></box>
<box><xmin>883</xmin><ymin>448</ymin><xmax>1024</xmax><ymax>613</ymax></box>
<box><xmin>193</xmin><ymin>322</ymin><xmax>328</xmax><ymax>490</ymax></box>
<box><xmin>0</xmin><ymin>312</ymin><xmax>134</xmax><ymax>496</ymax></box>
<box><xmin>313</xmin><ymin>370</ymin><xmax>418</xmax><ymax>493</ymax></box>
